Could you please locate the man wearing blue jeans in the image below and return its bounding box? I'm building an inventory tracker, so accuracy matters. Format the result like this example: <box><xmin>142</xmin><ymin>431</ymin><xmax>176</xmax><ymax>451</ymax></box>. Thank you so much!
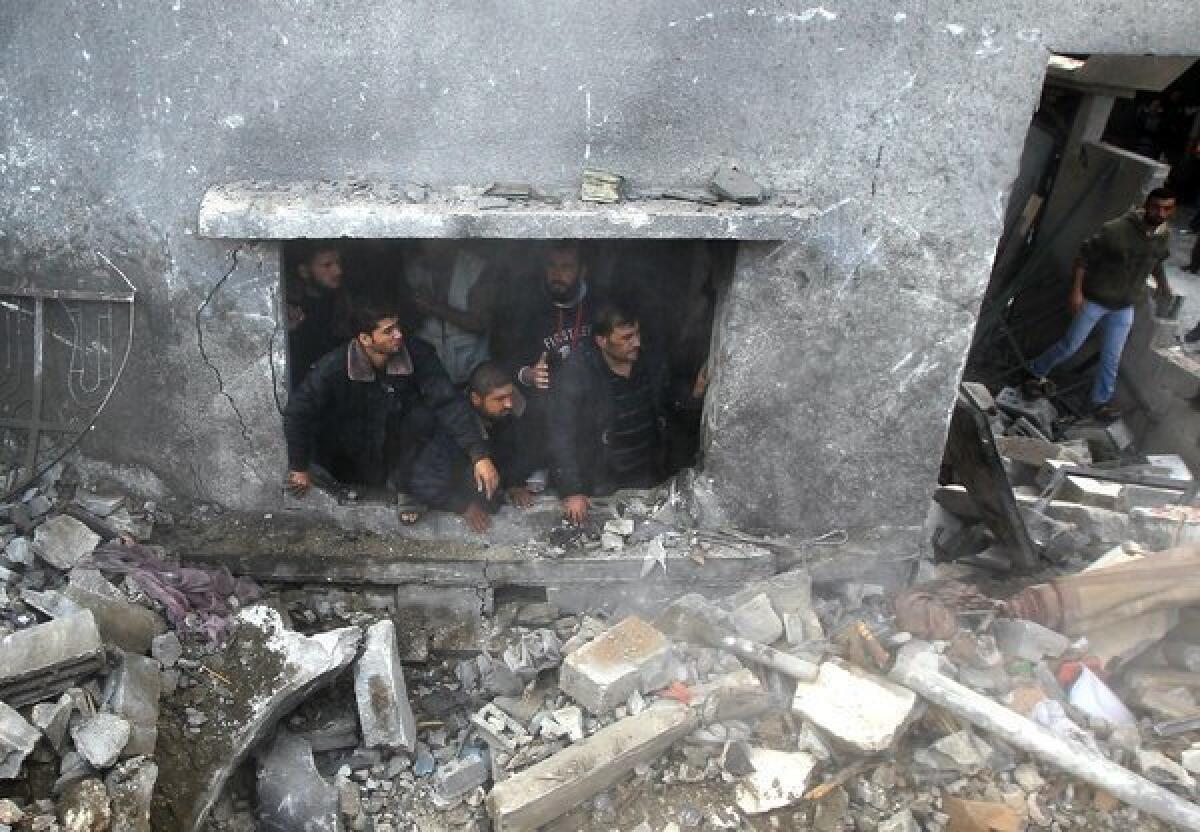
<box><xmin>1028</xmin><ymin>188</ymin><xmax>1177</xmax><ymax>421</ymax></box>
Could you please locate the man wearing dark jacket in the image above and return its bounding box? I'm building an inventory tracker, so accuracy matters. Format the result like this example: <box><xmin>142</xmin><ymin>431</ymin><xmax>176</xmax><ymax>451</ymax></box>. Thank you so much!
<box><xmin>492</xmin><ymin>241</ymin><xmax>600</xmax><ymax>488</ymax></box>
<box><xmin>548</xmin><ymin>300</ymin><xmax>671</xmax><ymax>526</ymax></box>
<box><xmin>422</xmin><ymin>362</ymin><xmax>538</xmax><ymax>532</ymax></box>
<box><xmin>283</xmin><ymin>305</ymin><xmax>498</xmax><ymax>516</ymax></box>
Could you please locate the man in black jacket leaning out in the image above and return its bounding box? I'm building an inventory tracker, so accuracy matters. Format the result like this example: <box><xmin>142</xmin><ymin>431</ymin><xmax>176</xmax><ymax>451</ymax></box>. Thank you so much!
<box><xmin>548</xmin><ymin>300</ymin><xmax>672</xmax><ymax>526</ymax></box>
<box><xmin>283</xmin><ymin>303</ymin><xmax>499</xmax><ymax>518</ymax></box>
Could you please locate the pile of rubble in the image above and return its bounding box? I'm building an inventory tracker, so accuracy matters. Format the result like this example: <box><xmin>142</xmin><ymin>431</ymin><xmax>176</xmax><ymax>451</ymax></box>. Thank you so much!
<box><xmin>5</xmin><ymin>449</ymin><xmax>1200</xmax><ymax>831</ymax></box>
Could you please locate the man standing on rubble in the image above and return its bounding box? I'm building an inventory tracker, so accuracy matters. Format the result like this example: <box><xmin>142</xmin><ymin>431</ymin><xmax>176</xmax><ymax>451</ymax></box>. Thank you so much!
<box><xmin>548</xmin><ymin>300</ymin><xmax>673</xmax><ymax>526</ymax></box>
<box><xmin>1026</xmin><ymin>188</ymin><xmax>1176</xmax><ymax>421</ymax></box>
<box><xmin>283</xmin><ymin>304</ymin><xmax>499</xmax><ymax>521</ymax></box>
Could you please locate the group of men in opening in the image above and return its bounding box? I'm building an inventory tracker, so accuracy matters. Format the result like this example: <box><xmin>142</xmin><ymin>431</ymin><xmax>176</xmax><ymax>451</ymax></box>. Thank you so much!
<box><xmin>281</xmin><ymin>240</ymin><xmax>708</xmax><ymax>531</ymax></box>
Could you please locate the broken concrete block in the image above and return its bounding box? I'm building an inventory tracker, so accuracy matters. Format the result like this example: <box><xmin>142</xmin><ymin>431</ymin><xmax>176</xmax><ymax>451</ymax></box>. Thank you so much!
<box><xmin>75</xmin><ymin>492</ymin><xmax>125</xmax><ymax>518</ymax></box>
<box><xmin>58</xmin><ymin>777</ymin><xmax>112</xmax><ymax>832</ymax></box>
<box><xmin>602</xmin><ymin>516</ymin><xmax>634</xmax><ymax>537</ymax></box>
<box><xmin>1181</xmin><ymin>749</ymin><xmax>1200</xmax><ymax>775</ymax></box>
<box><xmin>150</xmin><ymin>632</ymin><xmax>182</xmax><ymax>668</ymax></box>
<box><xmin>913</xmin><ymin>729</ymin><xmax>993</xmax><ymax>776</ymax></box>
<box><xmin>487</xmin><ymin>704</ymin><xmax>700</xmax><ymax>832</ymax></box>
<box><xmin>105</xmin><ymin>756</ymin><xmax>157</xmax><ymax>832</ymax></box>
<box><xmin>1119</xmin><ymin>484</ymin><xmax>1184</xmax><ymax>512</ymax></box>
<box><xmin>104</xmin><ymin>653</ymin><xmax>161</xmax><ymax>757</ymax></box>
<box><xmin>32</xmin><ymin>515</ymin><xmax>100</xmax><ymax>570</ymax></box>
<box><xmin>354</xmin><ymin>619</ymin><xmax>417</xmax><ymax>752</ymax></box>
<box><xmin>733</xmin><ymin>748</ymin><xmax>816</xmax><ymax>814</ymax></box>
<box><xmin>0</xmin><ymin>611</ymin><xmax>105</xmax><ymax>707</ymax></box>
<box><xmin>64</xmin><ymin>570</ymin><xmax>166</xmax><ymax>655</ymax></box>
<box><xmin>559</xmin><ymin>616</ymin><xmax>676</xmax><ymax>713</ymax></box>
<box><xmin>471</xmin><ymin>703</ymin><xmax>529</xmax><ymax>753</ymax></box>
<box><xmin>1058</xmin><ymin>476</ymin><xmax>1123</xmax><ymax>509</ymax></box>
<box><xmin>434</xmin><ymin>750</ymin><xmax>490</xmax><ymax>801</ymax></box>
<box><xmin>730</xmin><ymin>593</ymin><xmax>783</xmax><ymax>645</ymax></box>
<box><xmin>150</xmin><ymin>606</ymin><xmax>360</xmax><ymax>832</ymax></box>
<box><xmin>4</xmin><ymin>535</ymin><xmax>33</xmax><ymax>565</ymax></box>
<box><xmin>991</xmin><ymin>619</ymin><xmax>1069</xmax><ymax>662</ymax></box>
<box><xmin>709</xmin><ymin>161</ymin><xmax>766</xmax><ymax>204</ymax></box>
<box><xmin>256</xmin><ymin>730</ymin><xmax>339</xmax><ymax>832</ymax></box>
<box><xmin>32</xmin><ymin>691</ymin><xmax>78</xmax><ymax>752</ymax></box>
<box><xmin>71</xmin><ymin>712</ymin><xmax>131</xmax><ymax>769</ymax></box>
<box><xmin>1131</xmin><ymin>506</ymin><xmax>1200</xmax><ymax>549</ymax></box>
<box><xmin>791</xmin><ymin>660</ymin><xmax>917</xmax><ymax>753</ymax></box>
<box><xmin>879</xmin><ymin>809</ymin><xmax>921</xmax><ymax>832</ymax></box>
<box><xmin>1036</xmin><ymin>499</ymin><xmax>1133</xmax><ymax>545</ymax></box>
<box><xmin>0</xmin><ymin>701</ymin><xmax>40</xmax><ymax>779</ymax></box>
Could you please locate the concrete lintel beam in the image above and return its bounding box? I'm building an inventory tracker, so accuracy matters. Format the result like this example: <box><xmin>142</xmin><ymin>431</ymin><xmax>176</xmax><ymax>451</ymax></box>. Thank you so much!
<box><xmin>197</xmin><ymin>181</ymin><xmax>818</xmax><ymax>241</ymax></box>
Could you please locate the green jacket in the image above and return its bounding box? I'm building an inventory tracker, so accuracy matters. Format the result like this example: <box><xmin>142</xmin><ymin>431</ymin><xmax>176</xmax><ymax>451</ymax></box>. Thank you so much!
<box><xmin>1081</xmin><ymin>210</ymin><xmax>1170</xmax><ymax>310</ymax></box>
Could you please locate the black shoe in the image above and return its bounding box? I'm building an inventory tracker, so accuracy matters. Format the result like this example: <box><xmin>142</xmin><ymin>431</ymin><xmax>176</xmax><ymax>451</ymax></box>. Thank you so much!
<box><xmin>1090</xmin><ymin>402</ymin><xmax>1121</xmax><ymax>422</ymax></box>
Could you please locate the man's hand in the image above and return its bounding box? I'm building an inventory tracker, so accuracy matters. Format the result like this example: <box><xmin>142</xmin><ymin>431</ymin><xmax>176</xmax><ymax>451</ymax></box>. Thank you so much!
<box><xmin>473</xmin><ymin>458</ymin><xmax>500</xmax><ymax>500</ymax></box>
<box><xmin>285</xmin><ymin>470</ymin><xmax>311</xmax><ymax>496</ymax></box>
<box><xmin>1069</xmin><ymin>288</ymin><xmax>1085</xmax><ymax>317</ymax></box>
<box><xmin>286</xmin><ymin>303</ymin><xmax>305</xmax><ymax>332</ymax></box>
<box><xmin>562</xmin><ymin>494</ymin><xmax>589</xmax><ymax>526</ymax></box>
<box><xmin>463</xmin><ymin>500</ymin><xmax>492</xmax><ymax>532</ymax></box>
<box><xmin>506</xmin><ymin>486</ymin><xmax>534</xmax><ymax>509</ymax></box>
<box><xmin>691</xmin><ymin>365</ymin><xmax>709</xmax><ymax>399</ymax></box>
<box><xmin>520</xmin><ymin>352</ymin><xmax>551</xmax><ymax>389</ymax></box>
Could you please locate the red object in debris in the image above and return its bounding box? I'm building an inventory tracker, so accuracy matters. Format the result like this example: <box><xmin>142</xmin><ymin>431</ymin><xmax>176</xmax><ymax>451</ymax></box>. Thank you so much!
<box><xmin>661</xmin><ymin>681</ymin><xmax>693</xmax><ymax>705</ymax></box>
<box><xmin>1058</xmin><ymin>658</ymin><xmax>1106</xmax><ymax>688</ymax></box>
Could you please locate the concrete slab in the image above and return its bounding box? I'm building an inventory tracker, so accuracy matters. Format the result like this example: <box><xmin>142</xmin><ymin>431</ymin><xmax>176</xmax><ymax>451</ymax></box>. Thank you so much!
<box><xmin>150</xmin><ymin>606</ymin><xmax>360</xmax><ymax>832</ymax></box>
<box><xmin>32</xmin><ymin>515</ymin><xmax>100</xmax><ymax>570</ymax></box>
<box><xmin>791</xmin><ymin>660</ymin><xmax>918</xmax><ymax>753</ymax></box>
<box><xmin>104</xmin><ymin>654</ymin><xmax>162</xmax><ymax>757</ymax></box>
<box><xmin>559</xmin><ymin>616</ymin><xmax>676</xmax><ymax>713</ymax></box>
<box><xmin>354</xmin><ymin>619</ymin><xmax>417</xmax><ymax>752</ymax></box>
<box><xmin>0</xmin><ymin>701</ymin><xmax>39</xmax><ymax>779</ymax></box>
<box><xmin>0</xmin><ymin>611</ymin><xmax>106</xmax><ymax>707</ymax></box>
<box><xmin>729</xmin><ymin>593</ymin><xmax>784</xmax><ymax>645</ymax></box>
<box><xmin>255</xmin><ymin>730</ymin><xmax>339</xmax><ymax>832</ymax></box>
<box><xmin>64</xmin><ymin>574</ymin><xmax>166</xmax><ymax>655</ymax></box>
<box><xmin>733</xmin><ymin>748</ymin><xmax>816</xmax><ymax>814</ymax></box>
<box><xmin>71</xmin><ymin>713</ymin><xmax>132</xmax><ymax>769</ymax></box>
<box><xmin>487</xmin><ymin>704</ymin><xmax>699</xmax><ymax>832</ymax></box>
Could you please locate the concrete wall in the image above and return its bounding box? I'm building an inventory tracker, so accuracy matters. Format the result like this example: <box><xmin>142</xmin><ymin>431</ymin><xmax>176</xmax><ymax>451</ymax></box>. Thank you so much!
<box><xmin>2</xmin><ymin>2</ymin><xmax>1199</xmax><ymax>536</ymax></box>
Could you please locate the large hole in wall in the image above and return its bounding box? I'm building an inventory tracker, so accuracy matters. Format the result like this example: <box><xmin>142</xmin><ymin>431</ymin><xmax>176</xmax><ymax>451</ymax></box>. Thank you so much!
<box><xmin>281</xmin><ymin>238</ymin><xmax>735</xmax><ymax>509</ymax></box>
<box><xmin>931</xmin><ymin>54</ymin><xmax>1200</xmax><ymax>569</ymax></box>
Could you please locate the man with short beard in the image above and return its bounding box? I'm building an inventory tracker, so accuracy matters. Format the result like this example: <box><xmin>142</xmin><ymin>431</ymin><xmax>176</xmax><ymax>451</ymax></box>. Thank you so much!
<box><xmin>548</xmin><ymin>301</ymin><xmax>672</xmax><ymax>526</ymax></box>
<box><xmin>1026</xmin><ymin>188</ymin><xmax>1176</xmax><ymax>421</ymax></box>
<box><xmin>493</xmin><ymin>241</ymin><xmax>601</xmax><ymax>487</ymax></box>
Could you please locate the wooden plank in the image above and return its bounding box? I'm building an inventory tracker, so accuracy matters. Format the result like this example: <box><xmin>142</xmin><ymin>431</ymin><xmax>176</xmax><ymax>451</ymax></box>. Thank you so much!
<box><xmin>487</xmin><ymin>704</ymin><xmax>700</xmax><ymax>832</ymax></box>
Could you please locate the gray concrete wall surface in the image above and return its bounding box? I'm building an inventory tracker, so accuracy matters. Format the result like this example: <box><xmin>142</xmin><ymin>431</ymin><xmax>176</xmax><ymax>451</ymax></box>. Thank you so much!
<box><xmin>2</xmin><ymin>2</ymin><xmax>1200</xmax><ymax>536</ymax></box>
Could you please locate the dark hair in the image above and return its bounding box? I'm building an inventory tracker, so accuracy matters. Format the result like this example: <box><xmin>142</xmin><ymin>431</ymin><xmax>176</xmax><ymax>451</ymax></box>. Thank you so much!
<box><xmin>467</xmin><ymin>361</ymin><xmax>513</xmax><ymax>397</ymax></box>
<box><xmin>346</xmin><ymin>301</ymin><xmax>399</xmax><ymax>337</ymax></box>
<box><xmin>295</xmin><ymin>239</ymin><xmax>340</xmax><ymax>267</ymax></box>
<box><xmin>1147</xmin><ymin>187</ymin><xmax>1177</xmax><ymax>203</ymax></box>
<box><xmin>542</xmin><ymin>239</ymin><xmax>584</xmax><ymax>263</ymax></box>
<box><xmin>593</xmin><ymin>299</ymin><xmax>639</xmax><ymax>338</ymax></box>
